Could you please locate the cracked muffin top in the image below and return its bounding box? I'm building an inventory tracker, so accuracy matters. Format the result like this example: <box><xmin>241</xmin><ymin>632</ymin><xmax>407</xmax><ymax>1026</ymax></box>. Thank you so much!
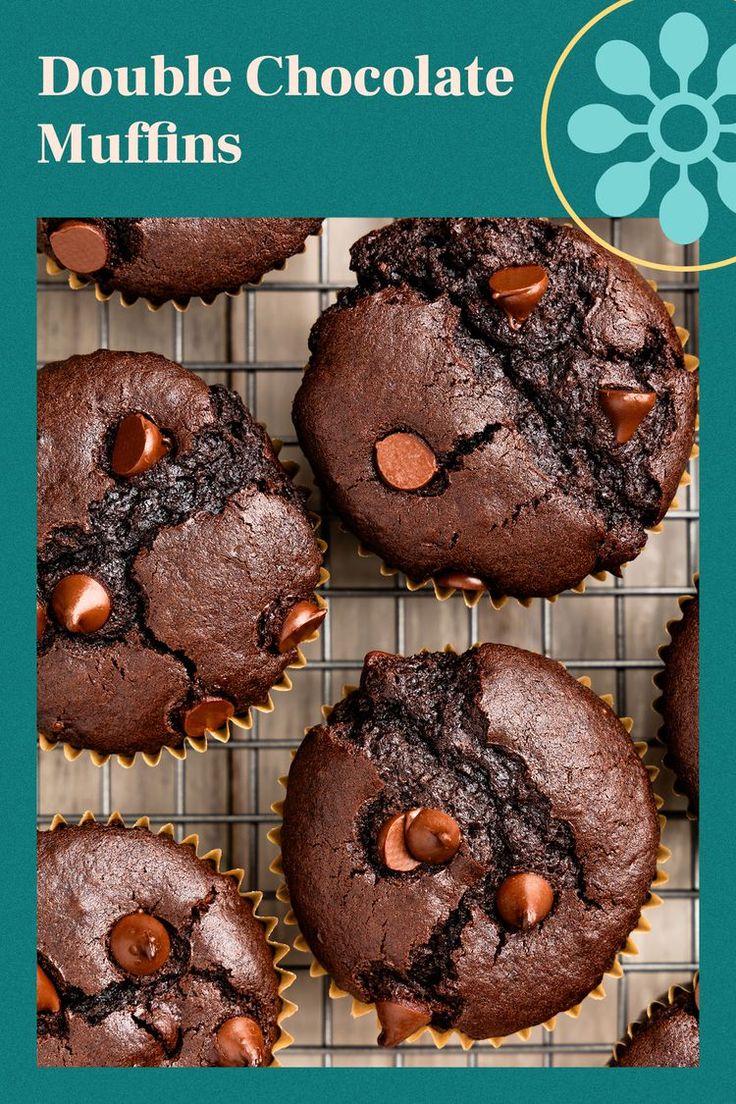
<box><xmin>657</xmin><ymin>592</ymin><xmax>699</xmax><ymax>815</ymax></box>
<box><xmin>293</xmin><ymin>218</ymin><xmax>697</xmax><ymax>600</ymax></box>
<box><xmin>37</xmin><ymin>217</ymin><xmax>323</xmax><ymax>306</ymax></box>
<box><xmin>610</xmin><ymin>982</ymin><xmax>699</xmax><ymax>1067</ymax></box>
<box><xmin>37</xmin><ymin>350</ymin><xmax>325</xmax><ymax>758</ymax></box>
<box><xmin>37</xmin><ymin>822</ymin><xmax>282</xmax><ymax>1067</ymax></box>
<box><xmin>280</xmin><ymin>644</ymin><xmax>660</xmax><ymax>1044</ymax></box>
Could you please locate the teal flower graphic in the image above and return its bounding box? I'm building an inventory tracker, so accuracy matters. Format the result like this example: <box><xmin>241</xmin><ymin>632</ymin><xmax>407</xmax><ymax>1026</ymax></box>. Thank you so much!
<box><xmin>568</xmin><ymin>11</ymin><xmax>736</xmax><ymax>244</ymax></box>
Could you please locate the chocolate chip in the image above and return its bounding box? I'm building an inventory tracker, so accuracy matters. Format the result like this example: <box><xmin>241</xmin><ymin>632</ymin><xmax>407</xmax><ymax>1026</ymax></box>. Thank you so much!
<box><xmin>214</xmin><ymin>1016</ymin><xmax>267</xmax><ymax>1067</ymax></box>
<box><xmin>182</xmin><ymin>696</ymin><xmax>234</xmax><ymax>738</ymax></box>
<box><xmin>49</xmin><ymin>220</ymin><xmax>109</xmax><ymax>274</ymax></box>
<box><xmin>489</xmin><ymin>264</ymin><xmax>548</xmax><ymax>328</ymax></box>
<box><xmin>50</xmin><ymin>574</ymin><xmax>111</xmax><ymax>634</ymax></box>
<box><xmin>435</xmin><ymin>571</ymin><xmax>486</xmax><ymax>592</ymax></box>
<box><xmin>376</xmin><ymin>999</ymin><xmax>432</xmax><ymax>1047</ymax></box>
<box><xmin>37</xmin><ymin>965</ymin><xmax>61</xmax><ymax>1013</ymax></box>
<box><xmin>377</xmin><ymin>813</ymin><xmax>420</xmax><ymax>872</ymax></box>
<box><xmin>495</xmin><ymin>872</ymin><xmax>554</xmax><ymax>930</ymax></box>
<box><xmin>111</xmin><ymin>413</ymin><xmax>170</xmax><ymax>477</ymax></box>
<box><xmin>37</xmin><ymin>601</ymin><xmax>47</xmax><ymax>641</ymax></box>
<box><xmin>600</xmin><ymin>389</ymin><xmax>657</xmax><ymax>444</ymax></box>
<box><xmin>109</xmin><ymin>912</ymin><xmax>171</xmax><ymax>976</ymax></box>
<box><xmin>404</xmin><ymin>807</ymin><xmax>461</xmax><ymax>864</ymax></box>
<box><xmin>375</xmin><ymin>431</ymin><xmax>438</xmax><ymax>491</ymax></box>
<box><xmin>278</xmin><ymin>600</ymin><xmax>326</xmax><ymax>652</ymax></box>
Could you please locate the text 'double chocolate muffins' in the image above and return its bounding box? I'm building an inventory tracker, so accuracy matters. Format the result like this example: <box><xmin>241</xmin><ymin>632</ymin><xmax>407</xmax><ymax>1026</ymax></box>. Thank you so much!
<box><xmin>294</xmin><ymin>218</ymin><xmax>697</xmax><ymax>600</ymax></box>
<box><xmin>609</xmin><ymin>980</ymin><xmax>699</xmax><ymax>1067</ymax></box>
<box><xmin>656</xmin><ymin>590</ymin><xmax>699</xmax><ymax>815</ymax></box>
<box><xmin>280</xmin><ymin>644</ymin><xmax>661</xmax><ymax>1045</ymax></box>
<box><xmin>37</xmin><ymin>217</ymin><xmax>323</xmax><ymax>307</ymax></box>
<box><xmin>37</xmin><ymin>350</ymin><xmax>325</xmax><ymax>760</ymax></box>
<box><xmin>38</xmin><ymin>821</ymin><xmax>286</xmax><ymax>1067</ymax></box>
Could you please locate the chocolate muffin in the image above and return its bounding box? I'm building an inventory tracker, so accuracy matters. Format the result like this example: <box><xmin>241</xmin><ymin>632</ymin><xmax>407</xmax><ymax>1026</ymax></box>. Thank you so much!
<box><xmin>656</xmin><ymin>591</ymin><xmax>699</xmax><ymax>814</ymax></box>
<box><xmin>609</xmin><ymin>980</ymin><xmax>699</xmax><ymax>1067</ymax></box>
<box><xmin>294</xmin><ymin>218</ymin><xmax>697</xmax><ymax>600</ymax></box>
<box><xmin>280</xmin><ymin>644</ymin><xmax>660</xmax><ymax>1045</ymax></box>
<box><xmin>37</xmin><ymin>349</ymin><xmax>325</xmax><ymax>760</ymax></box>
<box><xmin>38</xmin><ymin>820</ymin><xmax>287</xmax><ymax>1067</ymax></box>
<box><xmin>37</xmin><ymin>217</ymin><xmax>323</xmax><ymax>307</ymax></box>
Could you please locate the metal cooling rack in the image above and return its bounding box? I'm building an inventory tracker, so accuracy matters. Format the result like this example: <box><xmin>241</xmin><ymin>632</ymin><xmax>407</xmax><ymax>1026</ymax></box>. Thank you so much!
<box><xmin>37</xmin><ymin>218</ymin><xmax>699</xmax><ymax>1068</ymax></box>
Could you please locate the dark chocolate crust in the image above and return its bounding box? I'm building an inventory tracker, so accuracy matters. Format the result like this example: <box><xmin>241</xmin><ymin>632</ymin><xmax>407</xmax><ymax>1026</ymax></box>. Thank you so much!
<box><xmin>37</xmin><ymin>822</ymin><xmax>282</xmax><ymax>1067</ymax></box>
<box><xmin>610</xmin><ymin>985</ymin><xmax>699</xmax><ymax>1067</ymax></box>
<box><xmin>38</xmin><ymin>217</ymin><xmax>323</xmax><ymax>305</ymax></box>
<box><xmin>280</xmin><ymin>644</ymin><xmax>660</xmax><ymax>1040</ymax></box>
<box><xmin>294</xmin><ymin>218</ymin><xmax>697</xmax><ymax>599</ymax></box>
<box><xmin>37</xmin><ymin>350</ymin><xmax>323</xmax><ymax>756</ymax></box>
<box><xmin>658</xmin><ymin>593</ymin><xmax>699</xmax><ymax>814</ymax></box>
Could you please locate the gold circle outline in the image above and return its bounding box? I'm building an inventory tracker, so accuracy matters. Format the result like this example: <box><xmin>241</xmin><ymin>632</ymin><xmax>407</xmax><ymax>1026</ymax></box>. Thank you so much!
<box><xmin>540</xmin><ymin>0</ymin><xmax>736</xmax><ymax>272</ymax></box>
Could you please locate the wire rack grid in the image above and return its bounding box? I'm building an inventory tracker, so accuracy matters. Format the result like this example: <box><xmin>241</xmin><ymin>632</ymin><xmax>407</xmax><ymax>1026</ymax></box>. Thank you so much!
<box><xmin>37</xmin><ymin>217</ymin><xmax>699</xmax><ymax>1068</ymax></box>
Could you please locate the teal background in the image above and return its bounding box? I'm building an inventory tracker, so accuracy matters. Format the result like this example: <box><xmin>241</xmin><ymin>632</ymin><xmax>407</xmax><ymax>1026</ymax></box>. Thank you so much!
<box><xmin>2</xmin><ymin>0</ymin><xmax>734</xmax><ymax>1098</ymax></box>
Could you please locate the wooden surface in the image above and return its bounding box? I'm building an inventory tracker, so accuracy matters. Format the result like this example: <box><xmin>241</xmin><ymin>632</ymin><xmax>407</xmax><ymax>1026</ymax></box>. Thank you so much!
<box><xmin>37</xmin><ymin>218</ymin><xmax>699</xmax><ymax>1066</ymax></box>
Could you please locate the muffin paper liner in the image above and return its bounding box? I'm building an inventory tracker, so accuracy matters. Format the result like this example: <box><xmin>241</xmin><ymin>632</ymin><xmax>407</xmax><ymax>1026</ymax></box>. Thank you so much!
<box><xmin>651</xmin><ymin>574</ymin><xmax>699</xmax><ymax>819</ymax></box>
<box><xmin>267</xmin><ymin>647</ymin><xmax>670</xmax><ymax>1052</ymax></box>
<box><xmin>609</xmin><ymin>973</ymin><xmax>698</xmax><ymax>1066</ymax></box>
<box><xmin>346</xmin><ymin>289</ymin><xmax>698</xmax><ymax>609</ymax></box>
<box><xmin>38</xmin><ymin>444</ymin><xmax>329</xmax><ymax>769</ymax></box>
<box><xmin>44</xmin><ymin>810</ymin><xmax>297</xmax><ymax>1066</ymax></box>
<box><xmin>43</xmin><ymin>223</ymin><xmax>323</xmax><ymax>312</ymax></box>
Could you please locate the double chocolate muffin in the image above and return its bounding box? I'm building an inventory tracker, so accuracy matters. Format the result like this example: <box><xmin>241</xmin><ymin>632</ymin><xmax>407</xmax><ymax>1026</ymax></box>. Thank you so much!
<box><xmin>610</xmin><ymin>980</ymin><xmax>699</xmax><ymax>1067</ymax></box>
<box><xmin>294</xmin><ymin>218</ymin><xmax>697</xmax><ymax>600</ymax></box>
<box><xmin>656</xmin><ymin>591</ymin><xmax>699</xmax><ymax>814</ymax></box>
<box><xmin>38</xmin><ymin>821</ymin><xmax>286</xmax><ymax>1066</ymax></box>
<box><xmin>280</xmin><ymin>644</ymin><xmax>660</xmax><ymax>1045</ymax></box>
<box><xmin>37</xmin><ymin>217</ymin><xmax>323</xmax><ymax>306</ymax></box>
<box><xmin>37</xmin><ymin>350</ymin><xmax>325</xmax><ymax>760</ymax></box>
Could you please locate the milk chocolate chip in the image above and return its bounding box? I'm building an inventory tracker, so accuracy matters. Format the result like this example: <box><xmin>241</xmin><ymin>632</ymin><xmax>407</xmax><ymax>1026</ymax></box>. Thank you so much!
<box><xmin>182</xmin><ymin>696</ymin><xmax>235</xmax><ymax>738</ymax></box>
<box><xmin>109</xmin><ymin>911</ymin><xmax>171</xmax><ymax>976</ymax></box>
<box><xmin>434</xmin><ymin>571</ymin><xmax>486</xmax><ymax>593</ymax></box>
<box><xmin>111</xmin><ymin>413</ymin><xmax>169</xmax><ymax>477</ymax></box>
<box><xmin>278</xmin><ymin>600</ymin><xmax>326</xmax><ymax>652</ymax></box>
<box><xmin>496</xmin><ymin>872</ymin><xmax>554</xmax><ymax>930</ymax></box>
<box><xmin>51</xmin><ymin>574</ymin><xmax>111</xmax><ymax>634</ymax></box>
<box><xmin>378</xmin><ymin>807</ymin><xmax>461</xmax><ymax>869</ymax></box>
<box><xmin>376</xmin><ymin>999</ymin><xmax>432</xmax><ymax>1047</ymax></box>
<box><xmin>600</xmin><ymin>389</ymin><xmax>657</xmax><ymax>444</ymax></box>
<box><xmin>37</xmin><ymin>965</ymin><xmax>61</xmax><ymax>1013</ymax></box>
<box><xmin>49</xmin><ymin>220</ymin><xmax>109</xmax><ymax>274</ymax></box>
<box><xmin>215</xmin><ymin>1016</ymin><xmax>267</xmax><ymax>1067</ymax></box>
<box><xmin>377</xmin><ymin>813</ymin><xmax>420</xmax><ymax>872</ymax></box>
<box><xmin>375</xmin><ymin>431</ymin><xmax>438</xmax><ymax>491</ymax></box>
<box><xmin>404</xmin><ymin>807</ymin><xmax>461</xmax><ymax>864</ymax></box>
<box><xmin>489</xmin><ymin>265</ymin><xmax>549</xmax><ymax>328</ymax></box>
